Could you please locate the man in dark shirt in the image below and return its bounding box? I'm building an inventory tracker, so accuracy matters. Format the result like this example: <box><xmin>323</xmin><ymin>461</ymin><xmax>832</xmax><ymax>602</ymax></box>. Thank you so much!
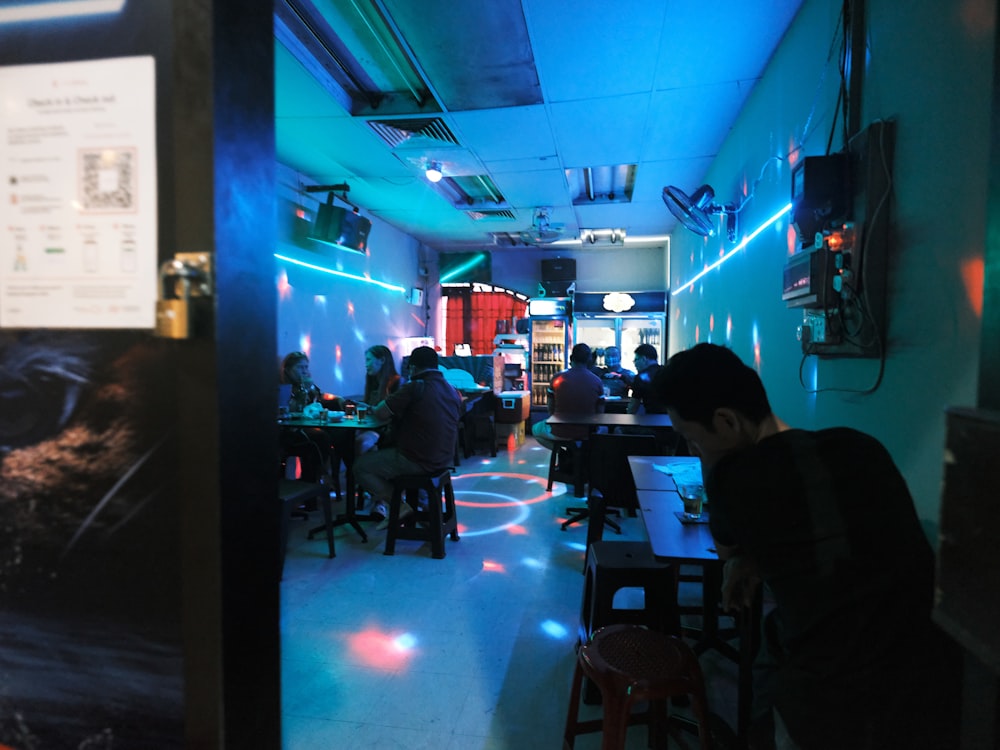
<box><xmin>599</xmin><ymin>345</ymin><xmax>635</xmax><ymax>398</ymax></box>
<box><xmin>354</xmin><ymin>346</ymin><xmax>463</xmax><ymax>527</ymax></box>
<box><xmin>532</xmin><ymin>342</ymin><xmax>603</xmax><ymax>449</ymax></box>
<box><xmin>654</xmin><ymin>343</ymin><xmax>945</xmax><ymax>749</ymax></box>
<box><xmin>627</xmin><ymin>343</ymin><xmax>667</xmax><ymax>414</ymax></box>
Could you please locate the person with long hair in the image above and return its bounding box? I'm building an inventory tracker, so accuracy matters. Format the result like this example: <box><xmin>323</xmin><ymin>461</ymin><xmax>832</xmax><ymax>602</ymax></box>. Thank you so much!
<box><xmin>279</xmin><ymin>351</ymin><xmax>340</xmax><ymax>488</ymax></box>
<box><xmin>354</xmin><ymin>344</ymin><xmax>401</xmax><ymax>456</ymax></box>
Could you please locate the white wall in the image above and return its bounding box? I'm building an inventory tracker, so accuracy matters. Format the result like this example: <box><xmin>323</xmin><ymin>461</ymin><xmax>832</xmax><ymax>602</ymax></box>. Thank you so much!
<box><xmin>667</xmin><ymin>0</ymin><xmax>993</xmax><ymax>540</ymax></box>
<box><xmin>275</xmin><ymin>163</ymin><xmax>428</xmax><ymax>399</ymax></box>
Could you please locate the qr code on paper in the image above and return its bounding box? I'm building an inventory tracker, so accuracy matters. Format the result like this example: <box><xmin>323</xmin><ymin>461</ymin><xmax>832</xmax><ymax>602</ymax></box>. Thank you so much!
<box><xmin>78</xmin><ymin>147</ymin><xmax>137</xmax><ymax>212</ymax></box>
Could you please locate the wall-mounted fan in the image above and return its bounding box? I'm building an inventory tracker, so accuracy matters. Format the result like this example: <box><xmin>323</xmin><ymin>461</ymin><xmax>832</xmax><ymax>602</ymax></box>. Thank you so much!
<box><xmin>518</xmin><ymin>207</ymin><xmax>566</xmax><ymax>245</ymax></box>
<box><xmin>662</xmin><ymin>185</ymin><xmax>737</xmax><ymax>241</ymax></box>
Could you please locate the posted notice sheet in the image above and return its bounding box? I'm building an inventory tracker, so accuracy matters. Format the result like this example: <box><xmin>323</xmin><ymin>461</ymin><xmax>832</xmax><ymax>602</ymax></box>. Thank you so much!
<box><xmin>1</xmin><ymin>56</ymin><xmax>157</xmax><ymax>328</ymax></box>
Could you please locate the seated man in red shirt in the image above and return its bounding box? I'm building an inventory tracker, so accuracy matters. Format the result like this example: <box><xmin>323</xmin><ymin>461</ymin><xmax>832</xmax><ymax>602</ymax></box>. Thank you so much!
<box><xmin>353</xmin><ymin>346</ymin><xmax>464</xmax><ymax>529</ymax></box>
<box><xmin>531</xmin><ymin>342</ymin><xmax>604</xmax><ymax>451</ymax></box>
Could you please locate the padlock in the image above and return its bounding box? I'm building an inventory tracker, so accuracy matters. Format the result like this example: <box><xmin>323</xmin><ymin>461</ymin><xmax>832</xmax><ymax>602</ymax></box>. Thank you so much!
<box><xmin>156</xmin><ymin>297</ymin><xmax>190</xmax><ymax>339</ymax></box>
<box><xmin>154</xmin><ymin>255</ymin><xmax>211</xmax><ymax>339</ymax></box>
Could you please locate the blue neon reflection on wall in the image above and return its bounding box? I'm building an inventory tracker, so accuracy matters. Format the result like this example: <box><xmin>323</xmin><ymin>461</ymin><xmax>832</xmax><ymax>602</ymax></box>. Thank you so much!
<box><xmin>275</xmin><ymin>253</ymin><xmax>406</xmax><ymax>293</ymax></box>
<box><xmin>671</xmin><ymin>203</ymin><xmax>793</xmax><ymax>295</ymax></box>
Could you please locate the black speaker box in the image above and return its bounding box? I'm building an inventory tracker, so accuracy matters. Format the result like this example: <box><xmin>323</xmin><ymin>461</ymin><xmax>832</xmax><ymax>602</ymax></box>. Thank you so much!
<box><xmin>541</xmin><ymin>258</ymin><xmax>576</xmax><ymax>281</ymax></box>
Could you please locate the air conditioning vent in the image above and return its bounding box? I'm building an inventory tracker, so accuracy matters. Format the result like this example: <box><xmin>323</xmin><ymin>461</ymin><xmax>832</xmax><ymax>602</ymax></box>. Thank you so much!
<box><xmin>366</xmin><ymin>117</ymin><xmax>459</xmax><ymax>149</ymax></box>
<box><xmin>466</xmin><ymin>209</ymin><xmax>516</xmax><ymax>221</ymax></box>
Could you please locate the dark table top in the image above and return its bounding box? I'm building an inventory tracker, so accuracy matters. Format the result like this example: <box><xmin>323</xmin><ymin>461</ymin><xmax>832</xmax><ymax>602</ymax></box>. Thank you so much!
<box><xmin>278</xmin><ymin>414</ymin><xmax>387</xmax><ymax>431</ymax></box>
<box><xmin>636</xmin><ymin>490</ymin><xmax>718</xmax><ymax>564</ymax></box>
<box><xmin>545</xmin><ymin>412</ymin><xmax>673</xmax><ymax>429</ymax></box>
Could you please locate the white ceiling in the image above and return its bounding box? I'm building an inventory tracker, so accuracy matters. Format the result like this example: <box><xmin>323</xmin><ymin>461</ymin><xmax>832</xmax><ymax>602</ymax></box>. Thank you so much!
<box><xmin>274</xmin><ymin>0</ymin><xmax>804</xmax><ymax>252</ymax></box>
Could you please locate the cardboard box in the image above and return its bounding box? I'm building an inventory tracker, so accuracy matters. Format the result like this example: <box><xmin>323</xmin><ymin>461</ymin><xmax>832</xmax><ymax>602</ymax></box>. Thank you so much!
<box><xmin>496</xmin><ymin>421</ymin><xmax>526</xmax><ymax>450</ymax></box>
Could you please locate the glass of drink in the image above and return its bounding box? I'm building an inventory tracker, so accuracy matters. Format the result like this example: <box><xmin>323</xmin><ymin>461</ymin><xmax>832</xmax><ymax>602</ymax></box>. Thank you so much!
<box><xmin>677</xmin><ymin>483</ymin><xmax>704</xmax><ymax>520</ymax></box>
<box><xmin>344</xmin><ymin>402</ymin><xmax>357</xmax><ymax>419</ymax></box>
<box><xmin>357</xmin><ymin>405</ymin><xmax>369</xmax><ymax>421</ymax></box>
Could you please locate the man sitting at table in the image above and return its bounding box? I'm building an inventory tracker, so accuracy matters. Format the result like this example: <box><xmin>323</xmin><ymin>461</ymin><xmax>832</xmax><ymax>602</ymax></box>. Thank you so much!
<box><xmin>531</xmin><ymin>343</ymin><xmax>604</xmax><ymax>454</ymax></box>
<box><xmin>653</xmin><ymin>343</ymin><xmax>953</xmax><ymax>750</ymax></box>
<box><xmin>599</xmin><ymin>345</ymin><xmax>635</xmax><ymax>399</ymax></box>
<box><xmin>353</xmin><ymin>346</ymin><xmax>464</xmax><ymax>529</ymax></box>
<box><xmin>627</xmin><ymin>343</ymin><xmax>667</xmax><ymax>415</ymax></box>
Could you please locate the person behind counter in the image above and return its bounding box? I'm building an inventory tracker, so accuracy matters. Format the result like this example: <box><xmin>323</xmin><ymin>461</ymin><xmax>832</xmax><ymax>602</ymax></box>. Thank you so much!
<box><xmin>599</xmin><ymin>345</ymin><xmax>635</xmax><ymax>398</ymax></box>
<box><xmin>627</xmin><ymin>343</ymin><xmax>667</xmax><ymax>414</ymax></box>
<box><xmin>353</xmin><ymin>346</ymin><xmax>463</xmax><ymax>529</ymax></box>
<box><xmin>354</xmin><ymin>344</ymin><xmax>401</xmax><ymax>455</ymax></box>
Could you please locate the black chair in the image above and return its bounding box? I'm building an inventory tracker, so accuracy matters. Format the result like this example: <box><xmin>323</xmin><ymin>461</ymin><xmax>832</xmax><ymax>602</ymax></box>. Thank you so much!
<box><xmin>278</xmin><ymin>478</ymin><xmax>334</xmax><ymax>579</ymax></box>
<box><xmin>547</xmin><ymin>439</ymin><xmax>588</xmax><ymax>498</ymax></box>
<box><xmin>563</xmin><ymin>432</ymin><xmax>660</xmax><ymax>538</ymax></box>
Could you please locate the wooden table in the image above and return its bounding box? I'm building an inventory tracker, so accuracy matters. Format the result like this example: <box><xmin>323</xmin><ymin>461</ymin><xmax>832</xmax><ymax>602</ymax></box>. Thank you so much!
<box><xmin>278</xmin><ymin>414</ymin><xmax>388</xmax><ymax>543</ymax></box>
<box><xmin>630</xmin><ymin>457</ymin><xmax>759</xmax><ymax>749</ymax></box>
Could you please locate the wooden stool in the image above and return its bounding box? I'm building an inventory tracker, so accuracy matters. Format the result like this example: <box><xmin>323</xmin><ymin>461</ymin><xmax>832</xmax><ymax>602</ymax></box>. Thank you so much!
<box><xmin>563</xmin><ymin>624</ymin><xmax>712</xmax><ymax>750</ymax></box>
<box><xmin>579</xmin><ymin>541</ymin><xmax>677</xmax><ymax>646</ymax></box>
<box><xmin>548</xmin><ymin>439</ymin><xmax>587</xmax><ymax>498</ymax></box>
<box><xmin>383</xmin><ymin>470</ymin><xmax>460</xmax><ymax>559</ymax></box>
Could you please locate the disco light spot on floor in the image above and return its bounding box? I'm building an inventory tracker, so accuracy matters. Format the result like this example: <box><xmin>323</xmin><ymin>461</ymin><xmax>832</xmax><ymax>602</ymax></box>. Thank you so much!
<box><xmin>347</xmin><ymin>628</ymin><xmax>418</xmax><ymax>671</ymax></box>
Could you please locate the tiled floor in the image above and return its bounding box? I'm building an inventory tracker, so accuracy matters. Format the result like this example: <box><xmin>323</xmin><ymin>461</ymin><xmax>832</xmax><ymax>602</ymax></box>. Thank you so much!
<box><xmin>280</xmin><ymin>437</ymin><xmax>739</xmax><ymax>749</ymax></box>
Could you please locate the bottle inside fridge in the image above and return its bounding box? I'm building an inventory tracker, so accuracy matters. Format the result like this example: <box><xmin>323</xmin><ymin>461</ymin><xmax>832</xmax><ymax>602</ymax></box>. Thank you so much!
<box><xmin>530</xmin><ymin>319</ymin><xmax>569</xmax><ymax>407</ymax></box>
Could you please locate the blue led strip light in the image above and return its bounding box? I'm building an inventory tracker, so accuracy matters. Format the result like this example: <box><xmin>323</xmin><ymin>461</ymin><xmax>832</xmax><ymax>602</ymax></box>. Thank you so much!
<box><xmin>275</xmin><ymin>253</ymin><xmax>406</xmax><ymax>293</ymax></box>
<box><xmin>671</xmin><ymin>203</ymin><xmax>793</xmax><ymax>296</ymax></box>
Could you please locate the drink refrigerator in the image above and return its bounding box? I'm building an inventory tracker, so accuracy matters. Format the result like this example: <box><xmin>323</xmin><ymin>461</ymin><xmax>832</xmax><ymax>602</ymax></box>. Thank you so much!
<box><xmin>527</xmin><ymin>297</ymin><xmax>573</xmax><ymax>409</ymax></box>
<box><xmin>572</xmin><ymin>292</ymin><xmax>667</xmax><ymax>369</ymax></box>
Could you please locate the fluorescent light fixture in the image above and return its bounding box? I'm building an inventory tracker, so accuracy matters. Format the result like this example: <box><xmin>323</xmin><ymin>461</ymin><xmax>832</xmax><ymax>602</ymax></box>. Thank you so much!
<box><xmin>671</xmin><ymin>203</ymin><xmax>792</xmax><ymax>296</ymax></box>
<box><xmin>0</xmin><ymin>0</ymin><xmax>125</xmax><ymax>23</ymax></box>
<box><xmin>275</xmin><ymin>253</ymin><xmax>406</xmax><ymax>293</ymax></box>
<box><xmin>624</xmin><ymin>234</ymin><xmax>671</xmax><ymax>245</ymax></box>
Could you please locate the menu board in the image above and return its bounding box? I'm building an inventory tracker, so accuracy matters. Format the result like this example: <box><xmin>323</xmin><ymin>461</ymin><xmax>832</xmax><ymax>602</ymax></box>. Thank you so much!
<box><xmin>0</xmin><ymin>56</ymin><xmax>157</xmax><ymax>328</ymax></box>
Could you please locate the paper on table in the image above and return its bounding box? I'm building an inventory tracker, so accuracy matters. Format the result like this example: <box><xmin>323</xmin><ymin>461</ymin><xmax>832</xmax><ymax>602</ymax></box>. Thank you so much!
<box><xmin>652</xmin><ymin>462</ymin><xmax>703</xmax><ymax>485</ymax></box>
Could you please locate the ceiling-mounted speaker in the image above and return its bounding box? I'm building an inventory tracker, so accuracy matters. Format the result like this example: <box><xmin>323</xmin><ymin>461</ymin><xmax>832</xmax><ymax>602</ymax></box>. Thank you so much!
<box><xmin>310</xmin><ymin>204</ymin><xmax>371</xmax><ymax>253</ymax></box>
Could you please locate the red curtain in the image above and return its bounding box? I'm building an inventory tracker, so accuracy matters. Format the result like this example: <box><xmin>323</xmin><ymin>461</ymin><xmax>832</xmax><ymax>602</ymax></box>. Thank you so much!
<box><xmin>443</xmin><ymin>289</ymin><xmax>527</xmax><ymax>355</ymax></box>
<box><xmin>445</xmin><ymin>292</ymin><xmax>466</xmax><ymax>354</ymax></box>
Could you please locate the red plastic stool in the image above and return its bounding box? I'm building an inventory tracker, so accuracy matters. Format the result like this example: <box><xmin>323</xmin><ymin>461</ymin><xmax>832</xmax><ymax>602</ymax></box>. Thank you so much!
<box><xmin>563</xmin><ymin>624</ymin><xmax>712</xmax><ymax>750</ymax></box>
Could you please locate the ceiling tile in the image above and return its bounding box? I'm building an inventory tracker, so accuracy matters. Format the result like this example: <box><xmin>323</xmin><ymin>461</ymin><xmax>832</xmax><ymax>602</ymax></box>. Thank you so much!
<box><xmin>549</xmin><ymin>93</ymin><xmax>651</xmax><ymax>167</ymax></box>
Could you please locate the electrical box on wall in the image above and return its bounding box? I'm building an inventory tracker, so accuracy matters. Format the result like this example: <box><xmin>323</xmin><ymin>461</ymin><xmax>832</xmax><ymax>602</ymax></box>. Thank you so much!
<box><xmin>788</xmin><ymin>120</ymin><xmax>895</xmax><ymax>358</ymax></box>
<box><xmin>791</xmin><ymin>154</ymin><xmax>849</xmax><ymax>249</ymax></box>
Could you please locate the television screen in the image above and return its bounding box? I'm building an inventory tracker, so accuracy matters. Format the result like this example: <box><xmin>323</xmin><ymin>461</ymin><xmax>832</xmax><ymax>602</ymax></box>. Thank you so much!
<box><xmin>310</xmin><ymin>204</ymin><xmax>371</xmax><ymax>253</ymax></box>
<box><xmin>439</xmin><ymin>252</ymin><xmax>492</xmax><ymax>283</ymax></box>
